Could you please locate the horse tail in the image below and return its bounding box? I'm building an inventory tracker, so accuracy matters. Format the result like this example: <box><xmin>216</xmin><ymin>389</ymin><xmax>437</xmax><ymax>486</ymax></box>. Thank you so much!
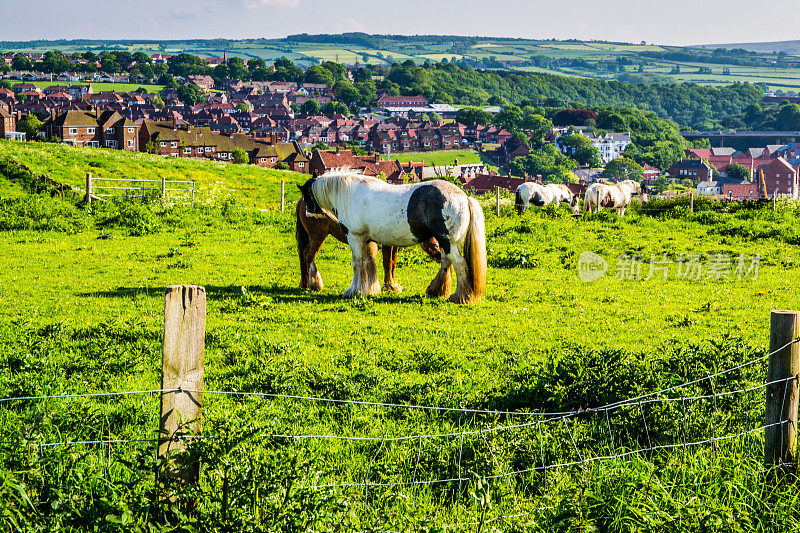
<box><xmin>295</xmin><ymin>200</ymin><xmax>310</xmax><ymax>287</ymax></box>
<box><xmin>463</xmin><ymin>197</ymin><xmax>487</xmax><ymax>303</ymax></box>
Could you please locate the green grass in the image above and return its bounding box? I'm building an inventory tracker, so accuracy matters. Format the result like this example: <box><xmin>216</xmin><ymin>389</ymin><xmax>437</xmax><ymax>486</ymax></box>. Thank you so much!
<box><xmin>33</xmin><ymin>81</ymin><xmax>165</xmax><ymax>93</ymax></box>
<box><xmin>0</xmin><ymin>140</ymin><xmax>306</xmax><ymax>210</ymax></box>
<box><xmin>2</xmin><ymin>142</ymin><xmax>800</xmax><ymax>530</ymax></box>
<box><xmin>388</xmin><ymin>148</ymin><xmax>497</xmax><ymax>168</ymax></box>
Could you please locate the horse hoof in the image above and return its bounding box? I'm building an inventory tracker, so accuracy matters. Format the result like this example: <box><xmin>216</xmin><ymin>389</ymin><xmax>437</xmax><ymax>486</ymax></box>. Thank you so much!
<box><xmin>448</xmin><ymin>292</ymin><xmax>478</xmax><ymax>304</ymax></box>
<box><xmin>386</xmin><ymin>283</ymin><xmax>403</xmax><ymax>293</ymax></box>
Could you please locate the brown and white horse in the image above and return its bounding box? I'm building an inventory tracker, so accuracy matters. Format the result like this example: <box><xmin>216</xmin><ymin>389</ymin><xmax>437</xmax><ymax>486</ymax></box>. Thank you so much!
<box><xmin>583</xmin><ymin>180</ymin><xmax>648</xmax><ymax>216</ymax></box>
<box><xmin>298</xmin><ymin>169</ymin><xmax>485</xmax><ymax>303</ymax></box>
<box><xmin>296</xmin><ymin>198</ymin><xmax>446</xmax><ymax>294</ymax></box>
<box><xmin>515</xmin><ymin>182</ymin><xmax>579</xmax><ymax>214</ymax></box>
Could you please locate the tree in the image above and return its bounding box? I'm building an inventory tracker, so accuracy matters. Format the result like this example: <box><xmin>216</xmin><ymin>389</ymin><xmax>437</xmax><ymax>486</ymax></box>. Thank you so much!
<box><xmin>601</xmin><ymin>158</ymin><xmax>644</xmax><ymax>181</ymax></box>
<box><xmin>158</xmin><ymin>73</ymin><xmax>178</xmax><ymax>88</ymax></box>
<box><xmin>493</xmin><ymin>105</ymin><xmax>523</xmax><ymax>132</ymax></box>
<box><xmin>522</xmin><ymin>114</ymin><xmax>553</xmax><ymax>147</ymax></box>
<box><xmin>18</xmin><ymin>114</ymin><xmax>43</xmax><ymax>140</ymax></box>
<box><xmin>556</xmin><ymin>134</ymin><xmax>602</xmax><ymax>167</ymax></box>
<box><xmin>11</xmin><ymin>55</ymin><xmax>32</xmax><ymax>71</ymax></box>
<box><xmin>177</xmin><ymin>83</ymin><xmax>206</xmax><ymax>105</ymax></box>
<box><xmin>456</xmin><ymin>107</ymin><xmax>493</xmax><ymax>127</ymax></box>
<box><xmin>322</xmin><ymin>61</ymin><xmax>347</xmax><ymax>82</ymax></box>
<box><xmin>652</xmin><ymin>176</ymin><xmax>670</xmax><ymax>194</ymax></box>
<box><xmin>552</xmin><ymin>109</ymin><xmax>597</xmax><ymax>127</ymax></box>
<box><xmin>231</xmin><ymin>147</ymin><xmax>249</xmax><ymax>164</ymax></box>
<box><xmin>304</xmin><ymin>66</ymin><xmax>334</xmax><ymax>86</ymax></box>
<box><xmin>726</xmin><ymin>162</ymin><xmax>751</xmax><ymax>182</ymax></box>
<box><xmin>332</xmin><ymin>80</ymin><xmax>360</xmax><ymax>106</ymax></box>
<box><xmin>301</xmin><ymin>99</ymin><xmax>322</xmax><ymax>116</ymax></box>
<box><xmin>236</xmin><ymin>102</ymin><xmax>250</xmax><ymax>113</ymax></box>
<box><xmin>132</xmin><ymin>52</ymin><xmax>151</xmax><ymax>65</ymax></box>
<box><xmin>777</xmin><ymin>104</ymin><xmax>800</xmax><ymax>131</ymax></box>
<box><xmin>226</xmin><ymin>57</ymin><xmax>249</xmax><ymax>81</ymax></box>
<box><xmin>324</xmin><ymin>101</ymin><xmax>349</xmax><ymax>115</ymax></box>
<box><xmin>508</xmin><ymin>144</ymin><xmax>577</xmax><ymax>183</ymax></box>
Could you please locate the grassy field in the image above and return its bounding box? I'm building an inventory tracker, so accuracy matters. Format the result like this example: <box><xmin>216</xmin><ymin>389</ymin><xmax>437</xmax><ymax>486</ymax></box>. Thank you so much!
<box><xmin>388</xmin><ymin>149</ymin><xmax>500</xmax><ymax>171</ymax></box>
<box><xmin>0</xmin><ymin>141</ymin><xmax>304</xmax><ymax>210</ymax></box>
<box><xmin>3</xmin><ymin>142</ymin><xmax>800</xmax><ymax>530</ymax></box>
<box><xmin>31</xmin><ymin>81</ymin><xmax>165</xmax><ymax>93</ymax></box>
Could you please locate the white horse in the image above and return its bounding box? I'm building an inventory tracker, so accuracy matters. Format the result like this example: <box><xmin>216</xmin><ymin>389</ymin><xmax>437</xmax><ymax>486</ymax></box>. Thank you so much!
<box><xmin>583</xmin><ymin>180</ymin><xmax>648</xmax><ymax>216</ymax></box>
<box><xmin>515</xmin><ymin>182</ymin><xmax>579</xmax><ymax>214</ymax></box>
<box><xmin>297</xmin><ymin>169</ymin><xmax>486</xmax><ymax>304</ymax></box>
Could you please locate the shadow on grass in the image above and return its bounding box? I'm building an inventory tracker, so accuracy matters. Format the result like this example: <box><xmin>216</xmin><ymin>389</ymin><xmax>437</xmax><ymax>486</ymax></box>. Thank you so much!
<box><xmin>76</xmin><ymin>284</ymin><xmax>430</xmax><ymax>305</ymax></box>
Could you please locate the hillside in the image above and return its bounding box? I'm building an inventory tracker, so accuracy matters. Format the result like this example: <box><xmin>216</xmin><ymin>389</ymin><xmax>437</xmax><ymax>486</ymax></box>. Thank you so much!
<box><xmin>698</xmin><ymin>40</ymin><xmax>800</xmax><ymax>55</ymax></box>
<box><xmin>0</xmin><ymin>140</ymin><xmax>306</xmax><ymax>210</ymax></box>
<box><xmin>3</xmin><ymin>35</ymin><xmax>800</xmax><ymax>92</ymax></box>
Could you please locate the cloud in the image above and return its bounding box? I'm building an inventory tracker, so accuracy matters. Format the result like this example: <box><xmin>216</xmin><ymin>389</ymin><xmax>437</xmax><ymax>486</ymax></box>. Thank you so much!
<box><xmin>243</xmin><ymin>0</ymin><xmax>301</xmax><ymax>9</ymax></box>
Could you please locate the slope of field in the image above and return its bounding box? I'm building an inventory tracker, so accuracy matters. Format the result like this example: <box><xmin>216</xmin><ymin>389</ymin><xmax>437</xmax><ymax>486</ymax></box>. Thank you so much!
<box><xmin>0</xmin><ymin>141</ymin><xmax>306</xmax><ymax>210</ymax></box>
<box><xmin>2</xmin><ymin>142</ymin><xmax>800</xmax><ymax>529</ymax></box>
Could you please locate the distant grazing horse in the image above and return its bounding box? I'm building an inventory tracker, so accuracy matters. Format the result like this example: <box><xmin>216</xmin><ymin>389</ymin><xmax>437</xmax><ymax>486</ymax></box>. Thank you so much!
<box><xmin>515</xmin><ymin>182</ymin><xmax>579</xmax><ymax>214</ymax></box>
<box><xmin>296</xmin><ymin>197</ymin><xmax>445</xmax><ymax>293</ymax></box>
<box><xmin>583</xmin><ymin>180</ymin><xmax>648</xmax><ymax>216</ymax></box>
<box><xmin>298</xmin><ymin>169</ymin><xmax>486</xmax><ymax>304</ymax></box>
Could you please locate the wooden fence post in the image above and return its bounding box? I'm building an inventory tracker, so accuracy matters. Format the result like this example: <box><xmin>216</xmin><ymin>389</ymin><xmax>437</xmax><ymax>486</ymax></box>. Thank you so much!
<box><xmin>161</xmin><ymin>176</ymin><xmax>167</xmax><ymax>200</ymax></box>
<box><xmin>596</xmin><ymin>188</ymin><xmax>601</xmax><ymax>214</ymax></box>
<box><xmin>765</xmin><ymin>310</ymin><xmax>800</xmax><ymax>470</ymax></box>
<box><xmin>280</xmin><ymin>180</ymin><xmax>285</xmax><ymax>212</ymax></box>
<box><xmin>495</xmin><ymin>186</ymin><xmax>500</xmax><ymax>217</ymax></box>
<box><xmin>773</xmin><ymin>195</ymin><xmax>777</xmax><ymax>212</ymax></box>
<box><xmin>159</xmin><ymin>285</ymin><xmax>206</xmax><ymax>485</ymax></box>
<box><xmin>85</xmin><ymin>173</ymin><xmax>92</xmax><ymax>205</ymax></box>
<box><xmin>690</xmin><ymin>192</ymin><xmax>694</xmax><ymax>213</ymax></box>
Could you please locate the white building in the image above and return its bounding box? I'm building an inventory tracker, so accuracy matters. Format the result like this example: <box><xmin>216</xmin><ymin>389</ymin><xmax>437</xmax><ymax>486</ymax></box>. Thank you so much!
<box><xmin>697</xmin><ymin>181</ymin><xmax>720</xmax><ymax>196</ymax></box>
<box><xmin>585</xmin><ymin>132</ymin><xmax>632</xmax><ymax>163</ymax></box>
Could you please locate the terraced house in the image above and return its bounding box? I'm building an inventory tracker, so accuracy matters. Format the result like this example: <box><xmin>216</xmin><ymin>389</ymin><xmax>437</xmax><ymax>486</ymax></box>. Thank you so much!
<box><xmin>138</xmin><ymin>119</ymin><xmax>308</xmax><ymax>171</ymax></box>
<box><xmin>43</xmin><ymin>110</ymin><xmax>139</xmax><ymax>150</ymax></box>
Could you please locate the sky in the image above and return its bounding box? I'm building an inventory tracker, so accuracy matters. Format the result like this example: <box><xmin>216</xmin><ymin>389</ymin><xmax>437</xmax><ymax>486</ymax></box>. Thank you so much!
<box><xmin>1</xmin><ymin>0</ymin><xmax>799</xmax><ymax>46</ymax></box>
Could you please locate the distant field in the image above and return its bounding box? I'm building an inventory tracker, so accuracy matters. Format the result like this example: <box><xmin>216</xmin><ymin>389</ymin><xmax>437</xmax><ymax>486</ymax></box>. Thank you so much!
<box><xmin>32</xmin><ymin>81</ymin><xmax>165</xmax><ymax>93</ymax></box>
<box><xmin>388</xmin><ymin>149</ymin><xmax>499</xmax><ymax>170</ymax></box>
<box><xmin>3</xmin><ymin>36</ymin><xmax>800</xmax><ymax>91</ymax></box>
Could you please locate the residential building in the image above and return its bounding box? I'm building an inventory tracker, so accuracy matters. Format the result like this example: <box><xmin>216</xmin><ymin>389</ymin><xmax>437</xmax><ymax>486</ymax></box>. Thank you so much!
<box><xmin>667</xmin><ymin>159</ymin><xmax>714</xmax><ymax>182</ymax></box>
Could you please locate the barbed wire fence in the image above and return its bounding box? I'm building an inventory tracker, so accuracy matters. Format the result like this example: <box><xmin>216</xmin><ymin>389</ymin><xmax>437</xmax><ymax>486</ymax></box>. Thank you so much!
<box><xmin>1</xmin><ymin>286</ymin><xmax>798</xmax><ymax>530</ymax></box>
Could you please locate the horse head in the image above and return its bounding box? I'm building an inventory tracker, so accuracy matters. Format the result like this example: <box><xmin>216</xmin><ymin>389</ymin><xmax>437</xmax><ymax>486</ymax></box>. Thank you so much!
<box><xmin>638</xmin><ymin>181</ymin><xmax>649</xmax><ymax>204</ymax></box>
<box><xmin>569</xmin><ymin>192</ymin><xmax>580</xmax><ymax>214</ymax></box>
<box><xmin>298</xmin><ymin>175</ymin><xmax>323</xmax><ymax>216</ymax></box>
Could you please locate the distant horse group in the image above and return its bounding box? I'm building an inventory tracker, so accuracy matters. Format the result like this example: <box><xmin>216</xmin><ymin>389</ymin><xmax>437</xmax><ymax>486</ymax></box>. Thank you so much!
<box><xmin>514</xmin><ymin>180</ymin><xmax>648</xmax><ymax>216</ymax></box>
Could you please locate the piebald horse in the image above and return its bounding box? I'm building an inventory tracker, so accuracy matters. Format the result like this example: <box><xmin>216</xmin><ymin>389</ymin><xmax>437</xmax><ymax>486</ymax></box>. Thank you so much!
<box><xmin>584</xmin><ymin>180</ymin><xmax>648</xmax><ymax>216</ymax></box>
<box><xmin>296</xmin><ymin>197</ymin><xmax>446</xmax><ymax>293</ymax></box>
<box><xmin>298</xmin><ymin>169</ymin><xmax>486</xmax><ymax>304</ymax></box>
<box><xmin>515</xmin><ymin>182</ymin><xmax>579</xmax><ymax>214</ymax></box>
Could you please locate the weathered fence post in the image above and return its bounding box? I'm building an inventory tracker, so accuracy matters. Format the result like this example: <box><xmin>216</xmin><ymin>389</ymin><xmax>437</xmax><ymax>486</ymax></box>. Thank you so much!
<box><xmin>161</xmin><ymin>176</ymin><xmax>167</xmax><ymax>200</ymax></box>
<box><xmin>495</xmin><ymin>186</ymin><xmax>500</xmax><ymax>217</ymax></box>
<box><xmin>596</xmin><ymin>188</ymin><xmax>601</xmax><ymax>214</ymax></box>
<box><xmin>280</xmin><ymin>180</ymin><xmax>285</xmax><ymax>212</ymax></box>
<box><xmin>159</xmin><ymin>285</ymin><xmax>206</xmax><ymax>485</ymax></box>
<box><xmin>773</xmin><ymin>195</ymin><xmax>777</xmax><ymax>212</ymax></box>
<box><xmin>85</xmin><ymin>173</ymin><xmax>92</xmax><ymax>205</ymax></box>
<box><xmin>690</xmin><ymin>192</ymin><xmax>694</xmax><ymax>214</ymax></box>
<box><xmin>765</xmin><ymin>310</ymin><xmax>800</xmax><ymax>470</ymax></box>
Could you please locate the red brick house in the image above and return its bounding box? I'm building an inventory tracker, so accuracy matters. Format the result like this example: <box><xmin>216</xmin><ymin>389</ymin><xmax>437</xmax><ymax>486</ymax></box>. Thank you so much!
<box><xmin>756</xmin><ymin>157</ymin><xmax>799</xmax><ymax>199</ymax></box>
<box><xmin>44</xmin><ymin>109</ymin><xmax>139</xmax><ymax>150</ymax></box>
<box><xmin>309</xmin><ymin>149</ymin><xmax>403</xmax><ymax>181</ymax></box>
<box><xmin>377</xmin><ymin>95</ymin><xmax>429</xmax><ymax>108</ymax></box>
<box><xmin>720</xmin><ymin>183</ymin><xmax>760</xmax><ymax>200</ymax></box>
<box><xmin>0</xmin><ymin>105</ymin><xmax>16</xmax><ymax>139</ymax></box>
